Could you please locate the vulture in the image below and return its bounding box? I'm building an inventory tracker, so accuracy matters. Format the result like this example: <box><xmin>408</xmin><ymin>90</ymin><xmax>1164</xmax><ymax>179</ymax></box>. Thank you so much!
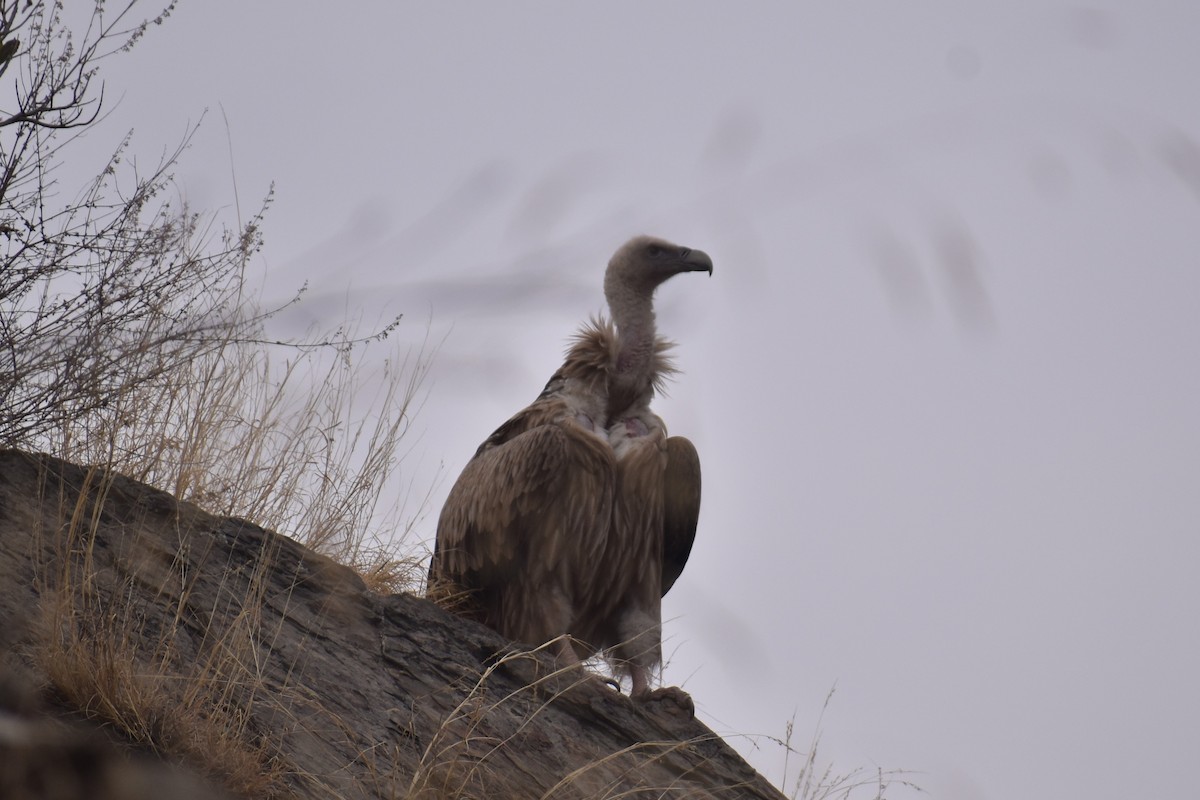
<box><xmin>429</xmin><ymin>235</ymin><xmax>711</xmax><ymax>705</ymax></box>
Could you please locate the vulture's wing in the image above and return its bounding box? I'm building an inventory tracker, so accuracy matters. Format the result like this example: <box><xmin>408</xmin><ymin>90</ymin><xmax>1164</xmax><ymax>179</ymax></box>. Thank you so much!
<box><xmin>660</xmin><ymin>435</ymin><xmax>701</xmax><ymax>596</ymax></box>
<box><xmin>437</xmin><ymin>423</ymin><xmax>569</xmax><ymax>579</ymax></box>
<box><xmin>431</xmin><ymin>415</ymin><xmax>614</xmax><ymax>608</ymax></box>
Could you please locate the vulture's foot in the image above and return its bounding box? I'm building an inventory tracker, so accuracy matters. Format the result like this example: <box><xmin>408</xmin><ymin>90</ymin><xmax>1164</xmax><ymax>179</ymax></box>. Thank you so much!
<box><xmin>635</xmin><ymin>685</ymin><xmax>695</xmax><ymax>718</ymax></box>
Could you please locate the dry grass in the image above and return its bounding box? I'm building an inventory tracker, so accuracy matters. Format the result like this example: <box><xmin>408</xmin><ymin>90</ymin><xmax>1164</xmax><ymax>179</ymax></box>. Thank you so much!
<box><xmin>31</xmin><ymin>465</ymin><xmax>292</xmax><ymax>798</ymax></box>
<box><xmin>773</xmin><ymin>689</ymin><xmax>922</xmax><ymax>800</ymax></box>
<box><xmin>396</xmin><ymin>640</ymin><xmax>738</xmax><ymax>800</ymax></box>
<box><xmin>402</xmin><ymin>641</ymin><xmax>577</xmax><ymax>799</ymax></box>
<box><xmin>44</xmin><ymin>318</ymin><xmax>435</xmax><ymax>594</ymax></box>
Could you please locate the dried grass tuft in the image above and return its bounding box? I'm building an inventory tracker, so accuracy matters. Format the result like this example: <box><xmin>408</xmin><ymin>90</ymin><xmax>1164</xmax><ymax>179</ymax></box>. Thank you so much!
<box><xmin>32</xmin><ymin>467</ymin><xmax>292</xmax><ymax>798</ymax></box>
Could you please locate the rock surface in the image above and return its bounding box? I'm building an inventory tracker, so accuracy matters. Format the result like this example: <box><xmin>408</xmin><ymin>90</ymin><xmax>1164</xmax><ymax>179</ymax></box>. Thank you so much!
<box><xmin>0</xmin><ymin>449</ymin><xmax>784</xmax><ymax>799</ymax></box>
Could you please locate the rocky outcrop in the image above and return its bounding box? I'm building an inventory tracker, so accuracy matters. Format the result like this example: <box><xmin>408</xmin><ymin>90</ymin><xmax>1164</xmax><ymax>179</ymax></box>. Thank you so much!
<box><xmin>0</xmin><ymin>450</ymin><xmax>784</xmax><ymax>799</ymax></box>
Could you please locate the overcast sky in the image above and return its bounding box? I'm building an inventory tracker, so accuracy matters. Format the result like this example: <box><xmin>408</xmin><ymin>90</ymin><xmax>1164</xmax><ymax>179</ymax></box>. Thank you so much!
<box><xmin>86</xmin><ymin>3</ymin><xmax>1200</xmax><ymax>798</ymax></box>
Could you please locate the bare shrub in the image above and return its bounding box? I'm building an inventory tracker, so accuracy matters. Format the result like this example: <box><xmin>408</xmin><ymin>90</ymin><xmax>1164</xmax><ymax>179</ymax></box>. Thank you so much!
<box><xmin>0</xmin><ymin>1</ymin><xmax>268</xmax><ymax>447</ymax></box>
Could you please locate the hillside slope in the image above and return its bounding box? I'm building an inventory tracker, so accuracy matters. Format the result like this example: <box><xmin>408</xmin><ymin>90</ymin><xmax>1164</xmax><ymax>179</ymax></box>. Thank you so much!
<box><xmin>0</xmin><ymin>449</ymin><xmax>785</xmax><ymax>799</ymax></box>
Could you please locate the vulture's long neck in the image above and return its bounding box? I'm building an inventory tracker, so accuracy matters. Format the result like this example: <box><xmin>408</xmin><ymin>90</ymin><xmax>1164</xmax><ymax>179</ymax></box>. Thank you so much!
<box><xmin>605</xmin><ymin>280</ymin><xmax>658</xmax><ymax>420</ymax></box>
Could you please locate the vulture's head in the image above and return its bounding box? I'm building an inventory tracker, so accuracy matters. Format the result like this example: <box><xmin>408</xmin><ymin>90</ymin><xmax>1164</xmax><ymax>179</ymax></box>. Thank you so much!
<box><xmin>604</xmin><ymin>236</ymin><xmax>713</xmax><ymax>303</ymax></box>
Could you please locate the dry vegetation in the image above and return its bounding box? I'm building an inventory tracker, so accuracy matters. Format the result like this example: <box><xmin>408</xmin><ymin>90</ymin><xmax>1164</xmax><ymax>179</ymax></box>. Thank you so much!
<box><xmin>59</xmin><ymin>323</ymin><xmax>436</xmax><ymax>593</ymax></box>
<box><xmin>32</xmin><ymin>466</ymin><xmax>290</xmax><ymax>797</ymax></box>
<box><xmin>772</xmin><ymin>691</ymin><xmax>921</xmax><ymax>800</ymax></box>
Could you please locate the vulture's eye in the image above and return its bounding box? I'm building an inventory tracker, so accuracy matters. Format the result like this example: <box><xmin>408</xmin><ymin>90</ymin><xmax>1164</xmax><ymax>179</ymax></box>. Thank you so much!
<box><xmin>646</xmin><ymin>245</ymin><xmax>664</xmax><ymax>257</ymax></box>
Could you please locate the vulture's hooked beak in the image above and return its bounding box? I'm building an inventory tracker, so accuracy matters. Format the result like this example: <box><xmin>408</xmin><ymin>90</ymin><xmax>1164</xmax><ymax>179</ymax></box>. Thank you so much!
<box><xmin>680</xmin><ymin>248</ymin><xmax>713</xmax><ymax>276</ymax></box>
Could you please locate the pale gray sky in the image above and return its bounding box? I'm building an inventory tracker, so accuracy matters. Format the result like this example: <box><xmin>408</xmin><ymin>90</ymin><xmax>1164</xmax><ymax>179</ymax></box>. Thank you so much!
<box><xmin>91</xmin><ymin>3</ymin><xmax>1200</xmax><ymax>798</ymax></box>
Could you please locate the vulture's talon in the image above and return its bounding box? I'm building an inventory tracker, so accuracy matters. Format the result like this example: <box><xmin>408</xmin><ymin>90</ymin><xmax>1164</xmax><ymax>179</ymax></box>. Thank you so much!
<box><xmin>639</xmin><ymin>686</ymin><xmax>695</xmax><ymax>718</ymax></box>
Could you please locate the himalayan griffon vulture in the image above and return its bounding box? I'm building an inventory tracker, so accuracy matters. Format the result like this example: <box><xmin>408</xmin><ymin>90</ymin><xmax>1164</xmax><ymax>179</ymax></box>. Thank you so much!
<box><xmin>429</xmin><ymin>235</ymin><xmax>711</xmax><ymax>705</ymax></box>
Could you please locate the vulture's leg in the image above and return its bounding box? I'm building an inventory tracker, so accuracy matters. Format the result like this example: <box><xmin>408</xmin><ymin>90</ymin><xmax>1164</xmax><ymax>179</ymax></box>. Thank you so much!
<box><xmin>553</xmin><ymin>634</ymin><xmax>581</xmax><ymax>667</ymax></box>
<box><xmin>629</xmin><ymin>663</ymin><xmax>652</xmax><ymax>698</ymax></box>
